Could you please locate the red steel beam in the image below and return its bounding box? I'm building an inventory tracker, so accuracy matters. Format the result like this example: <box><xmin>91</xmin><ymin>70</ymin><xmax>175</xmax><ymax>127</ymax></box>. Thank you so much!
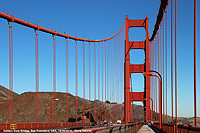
<box><xmin>127</xmin><ymin>19</ymin><xmax>146</xmax><ymax>28</ymax></box>
<box><xmin>129</xmin><ymin>92</ymin><xmax>144</xmax><ymax>102</ymax></box>
<box><xmin>0</xmin><ymin>11</ymin><xmax>125</xmax><ymax>42</ymax></box>
<box><xmin>129</xmin><ymin>64</ymin><xmax>145</xmax><ymax>73</ymax></box>
<box><xmin>129</xmin><ymin>41</ymin><xmax>145</xmax><ymax>50</ymax></box>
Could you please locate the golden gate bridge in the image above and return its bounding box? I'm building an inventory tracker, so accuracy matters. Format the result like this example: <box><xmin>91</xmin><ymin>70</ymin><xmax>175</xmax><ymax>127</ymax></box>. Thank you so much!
<box><xmin>0</xmin><ymin>0</ymin><xmax>199</xmax><ymax>132</ymax></box>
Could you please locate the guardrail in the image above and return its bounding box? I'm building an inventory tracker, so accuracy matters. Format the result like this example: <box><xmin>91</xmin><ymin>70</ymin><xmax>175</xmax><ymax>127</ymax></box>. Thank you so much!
<box><xmin>152</xmin><ymin>122</ymin><xmax>200</xmax><ymax>133</ymax></box>
<box><xmin>0</xmin><ymin>122</ymin><xmax>144</xmax><ymax>132</ymax></box>
<box><xmin>0</xmin><ymin>122</ymin><xmax>93</xmax><ymax>130</ymax></box>
<box><xmin>81</xmin><ymin>122</ymin><xmax>144</xmax><ymax>133</ymax></box>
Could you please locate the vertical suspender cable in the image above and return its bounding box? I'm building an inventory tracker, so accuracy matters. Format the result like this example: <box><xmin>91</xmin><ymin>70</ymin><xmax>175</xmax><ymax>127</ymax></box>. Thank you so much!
<box><xmin>9</xmin><ymin>22</ymin><xmax>13</xmax><ymax>124</ymax></box>
<box><xmin>154</xmin><ymin>38</ymin><xmax>157</xmax><ymax>121</ymax></box>
<box><xmin>83</xmin><ymin>42</ymin><xmax>85</xmax><ymax>123</ymax></box>
<box><xmin>165</xmin><ymin>11</ymin><xmax>168</xmax><ymax>123</ymax></box>
<box><xmin>98</xmin><ymin>43</ymin><xmax>100</xmax><ymax>124</ymax></box>
<box><xmin>175</xmin><ymin>0</ymin><xmax>177</xmax><ymax>129</ymax></box>
<box><xmin>89</xmin><ymin>42</ymin><xmax>91</xmax><ymax>122</ymax></box>
<box><xmin>194</xmin><ymin>0</ymin><xmax>197</xmax><ymax>127</ymax></box>
<box><xmin>75</xmin><ymin>40</ymin><xmax>78</xmax><ymax>122</ymax></box>
<box><xmin>156</xmin><ymin>35</ymin><xmax>158</xmax><ymax>121</ymax></box>
<box><xmin>109</xmin><ymin>41</ymin><xmax>111</xmax><ymax>122</ymax></box>
<box><xmin>102</xmin><ymin>42</ymin><xmax>103</xmax><ymax>122</ymax></box>
<box><xmin>94</xmin><ymin>42</ymin><xmax>96</xmax><ymax>120</ymax></box>
<box><xmin>160</xmin><ymin>27</ymin><xmax>162</xmax><ymax>123</ymax></box>
<box><xmin>35</xmin><ymin>31</ymin><xmax>39</xmax><ymax>123</ymax></box>
<box><xmin>66</xmin><ymin>38</ymin><xmax>68</xmax><ymax>122</ymax></box>
<box><xmin>105</xmin><ymin>41</ymin><xmax>107</xmax><ymax>121</ymax></box>
<box><xmin>53</xmin><ymin>36</ymin><xmax>56</xmax><ymax>123</ymax></box>
<box><xmin>171</xmin><ymin>0</ymin><xmax>174</xmax><ymax>125</ymax></box>
<box><xmin>163</xmin><ymin>18</ymin><xmax>165</xmax><ymax>123</ymax></box>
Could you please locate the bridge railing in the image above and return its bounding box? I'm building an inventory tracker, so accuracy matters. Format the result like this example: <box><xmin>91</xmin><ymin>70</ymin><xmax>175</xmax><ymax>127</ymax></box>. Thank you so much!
<box><xmin>84</xmin><ymin>122</ymin><xmax>144</xmax><ymax>133</ymax></box>
<box><xmin>152</xmin><ymin>122</ymin><xmax>200</xmax><ymax>133</ymax></box>
<box><xmin>0</xmin><ymin>122</ymin><xmax>93</xmax><ymax>131</ymax></box>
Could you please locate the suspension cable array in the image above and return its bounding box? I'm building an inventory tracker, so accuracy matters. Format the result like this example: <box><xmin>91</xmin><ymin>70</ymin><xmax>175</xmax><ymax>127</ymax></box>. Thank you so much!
<box><xmin>0</xmin><ymin>0</ymin><xmax>199</xmax><ymax>132</ymax></box>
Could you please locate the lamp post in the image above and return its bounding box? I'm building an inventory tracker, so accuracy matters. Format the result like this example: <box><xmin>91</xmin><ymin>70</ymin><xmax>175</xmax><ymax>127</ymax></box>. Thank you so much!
<box><xmin>49</xmin><ymin>98</ymin><xmax>59</xmax><ymax>123</ymax></box>
<box><xmin>145</xmin><ymin>97</ymin><xmax>154</xmax><ymax>122</ymax></box>
<box><xmin>143</xmin><ymin>71</ymin><xmax>162</xmax><ymax>131</ymax></box>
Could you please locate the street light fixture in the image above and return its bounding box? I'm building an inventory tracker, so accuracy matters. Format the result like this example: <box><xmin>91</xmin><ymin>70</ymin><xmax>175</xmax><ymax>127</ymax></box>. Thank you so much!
<box><xmin>144</xmin><ymin>97</ymin><xmax>154</xmax><ymax>122</ymax></box>
<box><xmin>143</xmin><ymin>70</ymin><xmax>162</xmax><ymax>131</ymax></box>
<box><xmin>49</xmin><ymin>98</ymin><xmax>59</xmax><ymax>123</ymax></box>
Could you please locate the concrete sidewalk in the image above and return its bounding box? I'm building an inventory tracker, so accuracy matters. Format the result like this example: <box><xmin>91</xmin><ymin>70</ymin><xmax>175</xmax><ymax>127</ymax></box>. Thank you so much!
<box><xmin>137</xmin><ymin>125</ymin><xmax>155</xmax><ymax>133</ymax></box>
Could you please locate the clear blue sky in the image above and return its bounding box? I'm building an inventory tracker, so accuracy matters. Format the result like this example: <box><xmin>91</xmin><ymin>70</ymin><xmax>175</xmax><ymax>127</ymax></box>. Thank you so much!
<box><xmin>0</xmin><ymin>0</ymin><xmax>199</xmax><ymax>118</ymax></box>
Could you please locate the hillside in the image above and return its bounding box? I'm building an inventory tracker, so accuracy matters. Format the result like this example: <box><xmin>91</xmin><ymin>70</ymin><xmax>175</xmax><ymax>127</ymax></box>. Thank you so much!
<box><xmin>0</xmin><ymin>85</ymin><xmax>19</xmax><ymax>105</ymax></box>
<box><xmin>0</xmin><ymin>85</ymin><xmax>199</xmax><ymax>127</ymax></box>
<box><xmin>0</xmin><ymin>89</ymin><xmax>119</xmax><ymax>123</ymax></box>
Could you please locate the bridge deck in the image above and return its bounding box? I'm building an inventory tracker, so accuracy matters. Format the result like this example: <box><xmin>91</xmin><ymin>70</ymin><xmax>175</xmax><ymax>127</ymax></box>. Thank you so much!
<box><xmin>137</xmin><ymin>125</ymin><xmax>155</xmax><ymax>133</ymax></box>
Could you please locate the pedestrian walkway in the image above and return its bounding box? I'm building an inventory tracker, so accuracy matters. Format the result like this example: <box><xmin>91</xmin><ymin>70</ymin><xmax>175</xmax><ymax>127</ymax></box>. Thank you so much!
<box><xmin>137</xmin><ymin>125</ymin><xmax>155</xmax><ymax>133</ymax></box>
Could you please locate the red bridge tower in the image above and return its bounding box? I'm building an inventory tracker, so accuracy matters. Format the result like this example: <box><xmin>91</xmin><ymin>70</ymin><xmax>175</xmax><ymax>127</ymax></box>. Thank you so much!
<box><xmin>124</xmin><ymin>16</ymin><xmax>150</xmax><ymax>123</ymax></box>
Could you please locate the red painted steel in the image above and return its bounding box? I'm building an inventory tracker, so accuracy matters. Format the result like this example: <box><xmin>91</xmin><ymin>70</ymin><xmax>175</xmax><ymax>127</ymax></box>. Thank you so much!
<box><xmin>98</xmin><ymin>42</ymin><xmax>100</xmax><ymax>124</ymax></box>
<box><xmin>129</xmin><ymin>64</ymin><xmax>145</xmax><ymax>73</ymax></box>
<box><xmin>49</xmin><ymin>100</ymin><xmax>52</xmax><ymax>123</ymax></box>
<box><xmin>129</xmin><ymin>92</ymin><xmax>144</xmax><ymax>102</ymax></box>
<box><xmin>9</xmin><ymin>22</ymin><xmax>13</xmax><ymax>124</ymax></box>
<box><xmin>145</xmin><ymin>98</ymin><xmax>153</xmax><ymax>123</ymax></box>
<box><xmin>144</xmin><ymin>71</ymin><xmax>162</xmax><ymax>130</ymax></box>
<box><xmin>175</xmin><ymin>0</ymin><xmax>177</xmax><ymax>131</ymax></box>
<box><xmin>154</xmin><ymin>74</ymin><xmax>162</xmax><ymax>130</ymax></box>
<box><xmin>153</xmin><ymin>123</ymin><xmax>200</xmax><ymax>133</ymax></box>
<box><xmin>165</xmin><ymin>11</ymin><xmax>168</xmax><ymax>123</ymax></box>
<box><xmin>150</xmin><ymin>0</ymin><xmax>169</xmax><ymax>41</ymax></box>
<box><xmin>171</xmin><ymin>0</ymin><xmax>174</xmax><ymax>125</ymax></box>
<box><xmin>53</xmin><ymin>37</ymin><xmax>57</xmax><ymax>123</ymax></box>
<box><xmin>94</xmin><ymin>43</ymin><xmax>96</xmax><ymax>121</ymax></box>
<box><xmin>89</xmin><ymin>43</ymin><xmax>91</xmax><ymax>122</ymax></box>
<box><xmin>145</xmin><ymin>16</ymin><xmax>150</xmax><ymax>123</ymax></box>
<box><xmin>105</xmin><ymin>41</ymin><xmax>107</xmax><ymax>121</ymax></box>
<box><xmin>49</xmin><ymin>98</ymin><xmax>59</xmax><ymax>123</ymax></box>
<box><xmin>82</xmin><ymin>42</ymin><xmax>85</xmax><ymax>123</ymax></box>
<box><xmin>124</xmin><ymin>16</ymin><xmax>150</xmax><ymax>123</ymax></box>
<box><xmin>0</xmin><ymin>122</ymin><xmax>93</xmax><ymax>130</ymax></box>
<box><xmin>75</xmin><ymin>41</ymin><xmax>78</xmax><ymax>122</ymax></box>
<box><xmin>155</xmin><ymin>34</ymin><xmax>159</xmax><ymax>121</ymax></box>
<box><xmin>194</xmin><ymin>0</ymin><xmax>197</xmax><ymax>127</ymax></box>
<box><xmin>66</xmin><ymin>39</ymin><xmax>69</xmax><ymax>122</ymax></box>
<box><xmin>0</xmin><ymin>11</ymin><xmax>125</xmax><ymax>42</ymax></box>
<box><xmin>101</xmin><ymin>42</ymin><xmax>103</xmax><ymax>122</ymax></box>
<box><xmin>163</xmin><ymin>18</ymin><xmax>165</xmax><ymax>124</ymax></box>
<box><xmin>82</xmin><ymin>123</ymin><xmax>144</xmax><ymax>133</ymax></box>
<box><xmin>35</xmin><ymin>31</ymin><xmax>39</xmax><ymax>123</ymax></box>
<box><xmin>129</xmin><ymin>41</ymin><xmax>145</xmax><ymax>50</ymax></box>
